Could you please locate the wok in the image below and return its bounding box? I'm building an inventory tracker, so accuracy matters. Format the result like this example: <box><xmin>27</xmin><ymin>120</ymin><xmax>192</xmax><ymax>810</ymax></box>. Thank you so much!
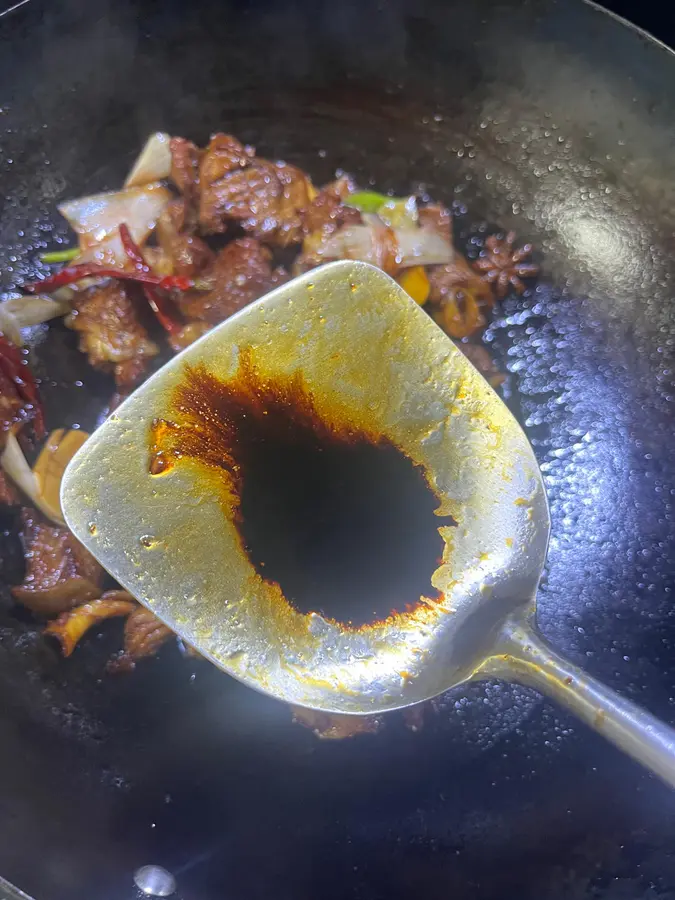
<box><xmin>0</xmin><ymin>0</ymin><xmax>674</xmax><ymax>898</ymax></box>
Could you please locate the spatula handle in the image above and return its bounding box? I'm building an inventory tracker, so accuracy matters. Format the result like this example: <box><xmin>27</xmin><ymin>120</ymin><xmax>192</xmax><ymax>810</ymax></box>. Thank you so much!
<box><xmin>486</xmin><ymin>619</ymin><xmax>675</xmax><ymax>788</ymax></box>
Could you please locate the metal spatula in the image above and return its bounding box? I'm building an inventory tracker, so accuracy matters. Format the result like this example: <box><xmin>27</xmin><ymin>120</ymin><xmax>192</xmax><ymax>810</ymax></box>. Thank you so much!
<box><xmin>61</xmin><ymin>260</ymin><xmax>675</xmax><ymax>786</ymax></box>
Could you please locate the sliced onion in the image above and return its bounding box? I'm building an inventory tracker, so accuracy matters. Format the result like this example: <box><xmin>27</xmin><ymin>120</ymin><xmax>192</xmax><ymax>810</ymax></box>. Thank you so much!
<box><xmin>0</xmin><ymin>293</ymin><xmax>72</xmax><ymax>347</ymax></box>
<box><xmin>124</xmin><ymin>132</ymin><xmax>172</xmax><ymax>187</ymax></box>
<box><xmin>33</xmin><ymin>428</ymin><xmax>90</xmax><ymax>523</ymax></box>
<box><xmin>1</xmin><ymin>429</ymin><xmax>88</xmax><ymax>525</ymax></box>
<box><xmin>395</xmin><ymin>228</ymin><xmax>453</xmax><ymax>267</ymax></box>
<box><xmin>59</xmin><ymin>183</ymin><xmax>171</xmax><ymax>268</ymax></box>
<box><xmin>317</xmin><ymin>224</ymin><xmax>453</xmax><ymax>270</ymax></box>
<box><xmin>0</xmin><ymin>303</ymin><xmax>23</xmax><ymax>346</ymax></box>
<box><xmin>5</xmin><ymin>293</ymin><xmax>71</xmax><ymax>327</ymax></box>
<box><xmin>1</xmin><ymin>432</ymin><xmax>62</xmax><ymax>524</ymax></box>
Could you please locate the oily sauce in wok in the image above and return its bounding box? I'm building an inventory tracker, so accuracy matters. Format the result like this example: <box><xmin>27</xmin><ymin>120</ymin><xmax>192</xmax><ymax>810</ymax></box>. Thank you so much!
<box><xmin>149</xmin><ymin>348</ymin><xmax>454</xmax><ymax>627</ymax></box>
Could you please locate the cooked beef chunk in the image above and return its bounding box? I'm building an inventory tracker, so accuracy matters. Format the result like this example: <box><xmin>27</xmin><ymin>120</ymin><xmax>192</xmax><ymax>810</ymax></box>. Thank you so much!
<box><xmin>169</xmin><ymin>137</ymin><xmax>202</xmax><ymax>222</ymax></box>
<box><xmin>107</xmin><ymin>605</ymin><xmax>173</xmax><ymax>673</ymax></box>
<box><xmin>274</xmin><ymin>162</ymin><xmax>314</xmax><ymax>246</ymax></box>
<box><xmin>156</xmin><ymin>199</ymin><xmax>214</xmax><ymax>277</ymax></box>
<box><xmin>67</xmin><ymin>281</ymin><xmax>159</xmax><ymax>388</ymax></box>
<box><xmin>197</xmin><ymin>132</ymin><xmax>313</xmax><ymax>246</ymax></box>
<box><xmin>202</xmin><ymin>159</ymin><xmax>282</xmax><ymax>238</ymax></box>
<box><xmin>0</xmin><ymin>470</ymin><xmax>19</xmax><ymax>506</ymax></box>
<box><xmin>428</xmin><ymin>255</ymin><xmax>494</xmax><ymax>308</ymax></box>
<box><xmin>0</xmin><ymin>368</ymin><xmax>23</xmax><ymax>445</ymax></box>
<box><xmin>301</xmin><ymin>175</ymin><xmax>360</xmax><ymax>236</ymax></box>
<box><xmin>295</xmin><ymin>176</ymin><xmax>362</xmax><ymax>272</ymax></box>
<box><xmin>178</xmin><ymin>238</ymin><xmax>288</xmax><ymax>325</ymax></box>
<box><xmin>0</xmin><ymin>334</ymin><xmax>43</xmax><ymax>447</ymax></box>
<box><xmin>419</xmin><ymin>203</ymin><xmax>452</xmax><ymax>244</ymax></box>
<box><xmin>12</xmin><ymin>510</ymin><xmax>104</xmax><ymax>616</ymax></box>
<box><xmin>198</xmin><ymin>133</ymin><xmax>255</xmax><ymax>233</ymax></box>
<box><xmin>202</xmin><ymin>160</ymin><xmax>312</xmax><ymax>246</ymax></box>
<box><xmin>168</xmin><ymin>321</ymin><xmax>211</xmax><ymax>354</ymax></box>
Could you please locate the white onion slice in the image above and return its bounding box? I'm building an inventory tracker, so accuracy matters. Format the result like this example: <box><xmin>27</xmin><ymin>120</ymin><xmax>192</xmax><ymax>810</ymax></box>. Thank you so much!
<box><xmin>394</xmin><ymin>228</ymin><xmax>453</xmax><ymax>267</ymax></box>
<box><xmin>0</xmin><ymin>294</ymin><xmax>70</xmax><ymax>347</ymax></box>
<box><xmin>59</xmin><ymin>183</ymin><xmax>171</xmax><ymax>268</ymax></box>
<box><xmin>3</xmin><ymin>294</ymin><xmax>71</xmax><ymax>327</ymax></box>
<box><xmin>124</xmin><ymin>132</ymin><xmax>172</xmax><ymax>188</ymax></box>
<box><xmin>1</xmin><ymin>432</ymin><xmax>65</xmax><ymax>525</ymax></box>
<box><xmin>318</xmin><ymin>224</ymin><xmax>453</xmax><ymax>269</ymax></box>
<box><xmin>0</xmin><ymin>303</ymin><xmax>23</xmax><ymax>346</ymax></box>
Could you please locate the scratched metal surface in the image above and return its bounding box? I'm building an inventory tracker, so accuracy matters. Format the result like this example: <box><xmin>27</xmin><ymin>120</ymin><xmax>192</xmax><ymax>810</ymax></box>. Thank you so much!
<box><xmin>0</xmin><ymin>0</ymin><xmax>674</xmax><ymax>898</ymax></box>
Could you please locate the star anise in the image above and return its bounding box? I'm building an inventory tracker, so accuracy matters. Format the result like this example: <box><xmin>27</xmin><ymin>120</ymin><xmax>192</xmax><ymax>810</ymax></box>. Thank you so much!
<box><xmin>473</xmin><ymin>231</ymin><xmax>539</xmax><ymax>298</ymax></box>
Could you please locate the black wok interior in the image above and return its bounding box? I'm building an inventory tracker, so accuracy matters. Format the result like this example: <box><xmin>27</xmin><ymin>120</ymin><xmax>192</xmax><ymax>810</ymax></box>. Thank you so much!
<box><xmin>1</xmin><ymin>1</ymin><xmax>675</xmax><ymax>898</ymax></box>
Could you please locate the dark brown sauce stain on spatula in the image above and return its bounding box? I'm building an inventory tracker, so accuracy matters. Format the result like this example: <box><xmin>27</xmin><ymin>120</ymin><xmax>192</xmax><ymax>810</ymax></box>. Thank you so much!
<box><xmin>149</xmin><ymin>348</ymin><xmax>455</xmax><ymax>628</ymax></box>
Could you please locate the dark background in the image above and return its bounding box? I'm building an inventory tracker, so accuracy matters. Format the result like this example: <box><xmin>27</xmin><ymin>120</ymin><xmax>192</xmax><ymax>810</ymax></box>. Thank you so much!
<box><xmin>601</xmin><ymin>0</ymin><xmax>675</xmax><ymax>44</ymax></box>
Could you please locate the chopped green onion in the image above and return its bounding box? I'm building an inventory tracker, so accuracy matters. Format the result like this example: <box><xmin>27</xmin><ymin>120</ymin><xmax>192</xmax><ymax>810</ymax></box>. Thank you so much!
<box><xmin>39</xmin><ymin>248</ymin><xmax>80</xmax><ymax>264</ymax></box>
<box><xmin>344</xmin><ymin>190</ymin><xmax>392</xmax><ymax>214</ymax></box>
<box><xmin>345</xmin><ymin>191</ymin><xmax>418</xmax><ymax>228</ymax></box>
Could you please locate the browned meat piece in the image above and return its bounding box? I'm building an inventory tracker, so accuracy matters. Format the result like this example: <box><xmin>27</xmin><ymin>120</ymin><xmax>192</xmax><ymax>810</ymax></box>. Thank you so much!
<box><xmin>107</xmin><ymin>605</ymin><xmax>174</xmax><ymax>673</ymax></box>
<box><xmin>12</xmin><ymin>510</ymin><xmax>104</xmax><ymax>615</ymax></box>
<box><xmin>273</xmin><ymin>162</ymin><xmax>314</xmax><ymax>246</ymax></box>
<box><xmin>198</xmin><ymin>133</ymin><xmax>255</xmax><ymax>232</ymax></box>
<box><xmin>291</xmin><ymin>706</ymin><xmax>385</xmax><ymax>740</ymax></box>
<box><xmin>113</xmin><ymin>356</ymin><xmax>150</xmax><ymax>388</ymax></box>
<box><xmin>169</xmin><ymin>137</ymin><xmax>202</xmax><ymax>222</ymax></box>
<box><xmin>45</xmin><ymin>591</ymin><xmax>137</xmax><ymax>656</ymax></box>
<box><xmin>0</xmin><ymin>333</ymin><xmax>44</xmax><ymax>448</ymax></box>
<box><xmin>178</xmin><ymin>238</ymin><xmax>288</xmax><ymax>326</ymax></box>
<box><xmin>419</xmin><ymin>203</ymin><xmax>452</xmax><ymax>244</ymax></box>
<box><xmin>454</xmin><ymin>341</ymin><xmax>506</xmax><ymax>388</ymax></box>
<box><xmin>0</xmin><ymin>368</ymin><xmax>22</xmax><ymax>446</ymax></box>
<box><xmin>200</xmin><ymin>159</ymin><xmax>313</xmax><ymax>246</ymax></box>
<box><xmin>0</xmin><ymin>470</ymin><xmax>19</xmax><ymax>506</ymax></box>
<box><xmin>302</xmin><ymin>175</ymin><xmax>359</xmax><ymax>235</ymax></box>
<box><xmin>295</xmin><ymin>176</ymin><xmax>362</xmax><ymax>272</ymax></box>
<box><xmin>168</xmin><ymin>321</ymin><xmax>211</xmax><ymax>354</ymax></box>
<box><xmin>197</xmin><ymin>128</ymin><xmax>314</xmax><ymax>245</ymax></box>
<box><xmin>67</xmin><ymin>281</ymin><xmax>159</xmax><ymax>388</ymax></box>
<box><xmin>203</xmin><ymin>160</ymin><xmax>281</xmax><ymax>238</ymax></box>
<box><xmin>428</xmin><ymin>254</ymin><xmax>494</xmax><ymax>309</ymax></box>
<box><xmin>156</xmin><ymin>199</ymin><xmax>214</xmax><ymax>277</ymax></box>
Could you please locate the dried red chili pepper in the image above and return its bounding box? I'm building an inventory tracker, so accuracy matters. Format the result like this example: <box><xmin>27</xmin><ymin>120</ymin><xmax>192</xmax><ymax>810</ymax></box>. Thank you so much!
<box><xmin>24</xmin><ymin>266</ymin><xmax>194</xmax><ymax>295</ymax></box>
<box><xmin>118</xmin><ymin>224</ymin><xmax>148</xmax><ymax>274</ymax></box>
<box><xmin>0</xmin><ymin>333</ymin><xmax>45</xmax><ymax>439</ymax></box>
<box><xmin>119</xmin><ymin>224</ymin><xmax>183</xmax><ymax>336</ymax></box>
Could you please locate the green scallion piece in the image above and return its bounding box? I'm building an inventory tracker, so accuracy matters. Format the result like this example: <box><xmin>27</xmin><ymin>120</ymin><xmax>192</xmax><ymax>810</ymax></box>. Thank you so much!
<box><xmin>344</xmin><ymin>190</ymin><xmax>391</xmax><ymax>214</ymax></box>
<box><xmin>39</xmin><ymin>248</ymin><xmax>80</xmax><ymax>264</ymax></box>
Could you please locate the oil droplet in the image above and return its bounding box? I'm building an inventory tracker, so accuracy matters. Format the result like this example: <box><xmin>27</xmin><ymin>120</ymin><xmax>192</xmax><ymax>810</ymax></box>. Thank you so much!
<box><xmin>350</xmin><ymin>282</ymin><xmax>358</xmax><ymax>292</ymax></box>
<box><xmin>307</xmin><ymin>282</ymin><xmax>314</xmax><ymax>291</ymax></box>
<box><xmin>140</xmin><ymin>534</ymin><xmax>156</xmax><ymax>548</ymax></box>
<box><xmin>88</xmin><ymin>522</ymin><xmax>98</xmax><ymax>536</ymax></box>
